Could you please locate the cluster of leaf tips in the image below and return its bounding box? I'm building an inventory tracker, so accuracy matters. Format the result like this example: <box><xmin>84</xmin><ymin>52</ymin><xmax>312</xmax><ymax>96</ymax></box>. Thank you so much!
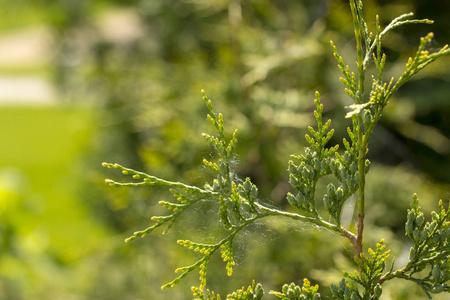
<box><xmin>103</xmin><ymin>1</ymin><xmax>449</xmax><ymax>299</ymax></box>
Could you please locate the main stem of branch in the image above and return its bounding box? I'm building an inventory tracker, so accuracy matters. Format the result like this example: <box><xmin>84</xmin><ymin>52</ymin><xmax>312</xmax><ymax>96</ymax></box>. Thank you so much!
<box><xmin>356</xmin><ymin>117</ymin><xmax>366</xmax><ymax>258</ymax></box>
<box><xmin>349</xmin><ymin>0</ymin><xmax>366</xmax><ymax>259</ymax></box>
<box><xmin>350</xmin><ymin>0</ymin><xmax>365</xmax><ymax>102</ymax></box>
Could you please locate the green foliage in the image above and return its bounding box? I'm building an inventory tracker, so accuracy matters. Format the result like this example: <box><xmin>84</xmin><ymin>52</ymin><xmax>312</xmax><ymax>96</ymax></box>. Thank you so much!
<box><xmin>191</xmin><ymin>280</ymin><xmax>264</xmax><ymax>300</ymax></box>
<box><xmin>380</xmin><ymin>194</ymin><xmax>450</xmax><ymax>297</ymax></box>
<box><xmin>335</xmin><ymin>240</ymin><xmax>389</xmax><ymax>300</ymax></box>
<box><xmin>103</xmin><ymin>0</ymin><xmax>450</xmax><ymax>299</ymax></box>
<box><xmin>270</xmin><ymin>279</ymin><xmax>320</xmax><ymax>300</ymax></box>
<box><xmin>225</xmin><ymin>280</ymin><xmax>264</xmax><ymax>300</ymax></box>
<box><xmin>287</xmin><ymin>92</ymin><xmax>338</xmax><ymax>216</ymax></box>
<box><xmin>104</xmin><ymin>92</ymin><xmax>272</xmax><ymax>294</ymax></box>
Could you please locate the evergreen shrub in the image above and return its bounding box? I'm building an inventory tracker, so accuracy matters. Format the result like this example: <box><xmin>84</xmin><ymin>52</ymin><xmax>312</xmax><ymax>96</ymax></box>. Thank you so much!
<box><xmin>104</xmin><ymin>1</ymin><xmax>449</xmax><ymax>299</ymax></box>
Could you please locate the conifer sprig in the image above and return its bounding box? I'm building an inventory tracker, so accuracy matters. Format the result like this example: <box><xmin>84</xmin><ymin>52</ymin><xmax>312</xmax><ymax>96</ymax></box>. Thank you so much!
<box><xmin>103</xmin><ymin>162</ymin><xmax>215</xmax><ymax>240</ymax></box>
<box><xmin>270</xmin><ymin>279</ymin><xmax>321</xmax><ymax>300</ymax></box>
<box><xmin>332</xmin><ymin>0</ymin><xmax>450</xmax><ymax>264</ymax></box>
<box><xmin>337</xmin><ymin>240</ymin><xmax>390</xmax><ymax>300</ymax></box>
<box><xmin>287</xmin><ymin>92</ymin><xmax>338</xmax><ymax>215</ymax></box>
<box><xmin>379</xmin><ymin>195</ymin><xmax>450</xmax><ymax>298</ymax></box>
<box><xmin>104</xmin><ymin>92</ymin><xmax>271</xmax><ymax>295</ymax></box>
<box><xmin>104</xmin><ymin>1</ymin><xmax>450</xmax><ymax>298</ymax></box>
<box><xmin>191</xmin><ymin>280</ymin><xmax>264</xmax><ymax>300</ymax></box>
<box><xmin>363</xmin><ymin>12</ymin><xmax>434</xmax><ymax>70</ymax></box>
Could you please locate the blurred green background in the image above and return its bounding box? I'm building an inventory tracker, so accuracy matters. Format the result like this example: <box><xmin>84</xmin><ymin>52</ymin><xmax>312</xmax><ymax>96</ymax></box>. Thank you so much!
<box><xmin>0</xmin><ymin>0</ymin><xmax>449</xmax><ymax>299</ymax></box>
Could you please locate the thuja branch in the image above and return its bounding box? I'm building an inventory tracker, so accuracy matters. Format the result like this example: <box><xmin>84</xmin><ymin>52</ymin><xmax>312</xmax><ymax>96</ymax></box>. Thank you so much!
<box><xmin>333</xmin><ymin>1</ymin><xmax>450</xmax><ymax>263</ymax></box>
<box><xmin>162</xmin><ymin>213</ymin><xmax>267</xmax><ymax>291</ymax></box>
<box><xmin>378</xmin><ymin>195</ymin><xmax>450</xmax><ymax>296</ymax></box>
<box><xmin>103</xmin><ymin>162</ymin><xmax>213</xmax><ymax>195</ymax></box>
<box><xmin>254</xmin><ymin>202</ymin><xmax>357</xmax><ymax>244</ymax></box>
<box><xmin>363</xmin><ymin>12</ymin><xmax>434</xmax><ymax>69</ymax></box>
<box><xmin>104</xmin><ymin>1</ymin><xmax>450</xmax><ymax>298</ymax></box>
<box><xmin>349</xmin><ymin>0</ymin><xmax>365</xmax><ymax>99</ymax></box>
<box><xmin>356</xmin><ymin>115</ymin><xmax>366</xmax><ymax>258</ymax></box>
<box><xmin>103</xmin><ymin>91</ymin><xmax>362</xmax><ymax>296</ymax></box>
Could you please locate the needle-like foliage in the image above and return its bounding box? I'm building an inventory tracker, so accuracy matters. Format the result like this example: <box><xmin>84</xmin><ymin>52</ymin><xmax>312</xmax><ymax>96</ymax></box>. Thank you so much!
<box><xmin>103</xmin><ymin>1</ymin><xmax>449</xmax><ymax>298</ymax></box>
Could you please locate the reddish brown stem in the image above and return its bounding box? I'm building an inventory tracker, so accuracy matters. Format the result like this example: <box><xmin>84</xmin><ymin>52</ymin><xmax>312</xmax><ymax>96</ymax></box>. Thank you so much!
<box><xmin>356</xmin><ymin>212</ymin><xmax>364</xmax><ymax>258</ymax></box>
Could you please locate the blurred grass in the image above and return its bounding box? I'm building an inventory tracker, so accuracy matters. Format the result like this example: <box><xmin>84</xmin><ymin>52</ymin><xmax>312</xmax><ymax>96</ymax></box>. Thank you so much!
<box><xmin>0</xmin><ymin>105</ymin><xmax>112</xmax><ymax>295</ymax></box>
<box><xmin>0</xmin><ymin>105</ymin><xmax>110</xmax><ymax>249</ymax></box>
